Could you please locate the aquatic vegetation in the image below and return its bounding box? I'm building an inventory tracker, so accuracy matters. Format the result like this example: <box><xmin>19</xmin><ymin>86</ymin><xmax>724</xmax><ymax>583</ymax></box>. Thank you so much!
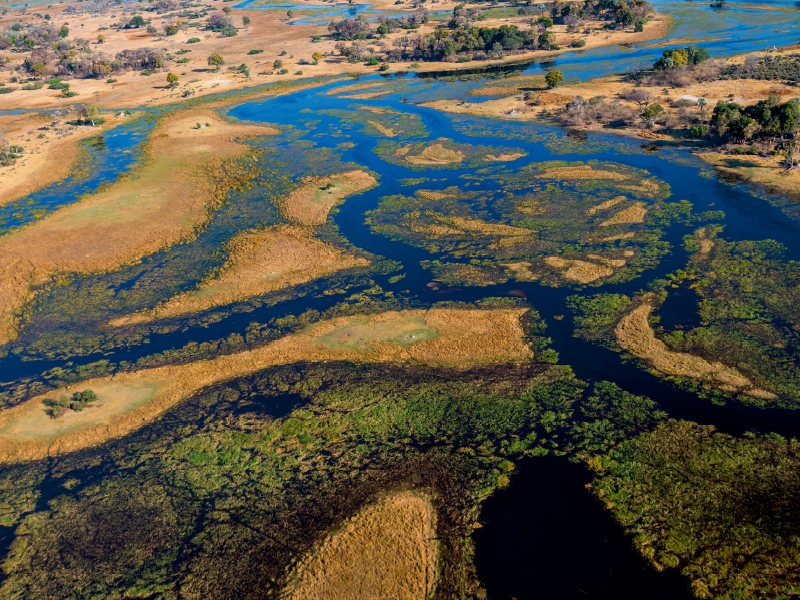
<box><xmin>0</xmin><ymin>110</ymin><xmax>277</xmax><ymax>347</ymax></box>
<box><xmin>0</xmin><ymin>307</ymin><xmax>534</xmax><ymax>463</ymax></box>
<box><xmin>367</xmin><ymin>160</ymin><xmax>710</xmax><ymax>288</ymax></box>
<box><xmin>569</xmin><ymin>229</ymin><xmax>800</xmax><ymax>406</ymax></box>
<box><xmin>0</xmin><ymin>359</ymin><xmax>584</xmax><ymax>598</ymax></box>
<box><xmin>374</xmin><ymin>137</ymin><xmax>527</xmax><ymax>170</ymax></box>
<box><xmin>591</xmin><ymin>419</ymin><xmax>800</xmax><ymax>600</ymax></box>
<box><xmin>317</xmin><ymin>105</ymin><xmax>428</xmax><ymax>139</ymax></box>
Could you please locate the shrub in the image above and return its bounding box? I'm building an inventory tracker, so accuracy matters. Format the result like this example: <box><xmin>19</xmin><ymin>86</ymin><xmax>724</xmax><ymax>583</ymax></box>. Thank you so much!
<box><xmin>545</xmin><ymin>69</ymin><xmax>564</xmax><ymax>88</ymax></box>
<box><xmin>365</xmin><ymin>57</ymin><xmax>379</xmax><ymax>65</ymax></box>
<box><xmin>248</xmin><ymin>49</ymin><xmax>263</xmax><ymax>55</ymax></box>
<box><xmin>187</xmin><ymin>37</ymin><xmax>200</xmax><ymax>43</ymax></box>
<box><xmin>570</xmin><ymin>39</ymin><xmax>586</xmax><ymax>48</ymax></box>
<box><xmin>690</xmin><ymin>124</ymin><xmax>707</xmax><ymax>137</ymax></box>
<box><xmin>22</xmin><ymin>82</ymin><xmax>43</xmax><ymax>90</ymax></box>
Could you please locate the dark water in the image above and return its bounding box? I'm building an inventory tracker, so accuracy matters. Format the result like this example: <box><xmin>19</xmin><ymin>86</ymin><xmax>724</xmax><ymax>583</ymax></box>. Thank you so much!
<box><xmin>474</xmin><ymin>455</ymin><xmax>694</xmax><ymax>599</ymax></box>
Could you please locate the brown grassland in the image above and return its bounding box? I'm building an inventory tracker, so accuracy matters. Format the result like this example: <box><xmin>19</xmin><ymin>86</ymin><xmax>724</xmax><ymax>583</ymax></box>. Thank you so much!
<box><xmin>0</xmin><ymin>307</ymin><xmax>531</xmax><ymax>463</ymax></box>
<box><xmin>0</xmin><ymin>109</ymin><xmax>278</xmax><ymax>346</ymax></box>
<box><xmin>284</xmin><ymin>491</ymin><xmax>438</xmax><ymax>600</ymax></box>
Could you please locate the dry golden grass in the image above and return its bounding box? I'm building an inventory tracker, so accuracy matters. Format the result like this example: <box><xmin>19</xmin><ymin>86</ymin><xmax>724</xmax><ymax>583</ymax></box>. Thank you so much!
<box><xmin>0</xmin><ymin>109</ymin><xmax>278</xmax><ymax>346</ymax></box>
<box><xmin>544</xmin><ymin>256</ymin><xmax>614</xmax><ymax>283</ymax></box>
<box><xmin>279</xmin><ymin>170</ymin><xmax>377</xmax><ymax>226</ymax></box>
<box><xmin>485</xmin><ymin>152</ymin><xmax>527</xmax><ymax>162</ymax></box>
<box><xmin>600</xmin><ymin>202</ymin><xmax>648</xmax><ymax>226</ymax></box>
<box><xmin>110</xmin><ymin>226</ymin><xmax>369</xmax><ymax>325</ymax></box>
<box><xmin>367</xmin><ymin>120</ymin><xmax>396</xmax><ymax>137</ymax></box>
<box><xmin>587</xmin><ymin>196</ymin><xmax>626</xmax><ymax>215</ymax></box>
<box><xmin>283</xmin><ymin>491</ymin><xmax>437</xmax><ymax>600</ymax></box>
<box><xmin>615</xmin><ymin>301</ymin><xmax>777</xmax><ymax>399</ymax></box>
<box><xmin>536</xmin><ymin>166</ymin><xmax>627</xmax><ymax>181</ymax></box>
<box><xmin>0</xmin><ymin>308</ymin><xmax>531</xmax><ymax>463</ymax></box>
<box><xmin>406</xmin><ymin>143</ymin><xmax>465</xmax><ymax>165</ymax></box>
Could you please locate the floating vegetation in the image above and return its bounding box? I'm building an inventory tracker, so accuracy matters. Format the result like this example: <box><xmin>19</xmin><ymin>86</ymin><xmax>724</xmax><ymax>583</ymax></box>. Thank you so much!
<box><xmin>318</xmin><ymin>105</ymin><xmax>428</xmax><ymax>139</ymax></box>
<box><xmin>569</xmin><ymin>228</ymin><xmax>800</xmax><ymax>406</ymax></box>
<box><xmin>367</xmin><ymin>160</ymin><xmax>716</xmax><ymax>288</ymax></box>
<box><xmin>374</xmin><ymin>137</ymin><xmax>527</xmax><ymax>170</ymax></box>
<box><xmin>591</xmin><ymin>419</ymin><xmax>800</xmax><ymax>599</ymax></box>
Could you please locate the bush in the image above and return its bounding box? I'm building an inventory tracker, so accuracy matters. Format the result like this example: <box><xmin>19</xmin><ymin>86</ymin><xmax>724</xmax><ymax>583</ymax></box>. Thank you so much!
<box><xmin>365</xmin><ymin>57</ymin><xmax>379</xmax><ymax>65</ymax></box>
<box><xmin>279</xmin><ymin>68</ymin><xmax>289</xmax><ymax>74</ymax></box>
<box><xmin>378</xmin><ymin>63</ymin><xmax>389</xmax><ymax>71</ymax></box>
<box><xmin>0</xmin><ymin>86</ymin><xmax>14</xmax><ymax>94</ymax></box>
<box><xmin>545</xmin><ymin>69</ymin><xmax>564</xmax><ymax>88</ymax></box>
<box><xmin>690</xmin><ymin>124</ymin><xmax>707</xmax><ymax>137</ymax></box>
<box><xmin>570</xmin><ymin>39</ymin><xmax>586</xmax><ymax>48</ymax></box>
<box><xmin>22</xmin><ymin>82</ymin><xmax>43</xmax><ymax>90</ymax></box>
<box><xmin>248</xmin><ymin>49</ymin><xmax>263</xmax><ymax>55</ymax></box>
<box><xmin>187</xmin><ymin>37</ymin><xmax>200</xmax><ymax>43</ymax></box>
<box><xmin>221</xmin><ymin>25</ymin><xmax>237</xmax><ymax>37</ymax></box>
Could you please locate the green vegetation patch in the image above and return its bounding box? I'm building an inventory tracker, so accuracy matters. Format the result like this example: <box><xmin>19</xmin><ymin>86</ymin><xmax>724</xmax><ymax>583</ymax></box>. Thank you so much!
<box><xmin>591</xmin><ymin>419</ymin><xmax>800</xmax><ymax>599</ymax></box>
<box><xmin>366</xmin><ymin>161</ymin><xmax>718</xmax><ymax>288</ymax></box>
<box><xmin>318</xmin><ymin>105</ymin><xmax>428</xmax><ymax>140</ymax></box>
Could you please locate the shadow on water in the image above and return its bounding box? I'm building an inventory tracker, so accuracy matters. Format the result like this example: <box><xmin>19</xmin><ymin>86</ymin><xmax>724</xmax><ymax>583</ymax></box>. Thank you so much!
<box><xmin>474</xmin><ymin>455</ymin><xmax>694</xmax><ymax>600</ymax></box>
<box><xmin>655</xmin><ymin>283</ymin><xmax>703</xmax><ymax>331</ymax></box>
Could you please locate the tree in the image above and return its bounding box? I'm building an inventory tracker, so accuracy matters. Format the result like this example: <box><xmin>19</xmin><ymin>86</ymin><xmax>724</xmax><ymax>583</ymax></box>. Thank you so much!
<box><xmin>222</xmin><ymin>6</ymin><xmax>231</xmax><ymax>13</ymax></box>
<box><xmin>538</xmin><ymin>31</ymin><xmax>556</xmax><ymax>50</ymax></box>
<box><xmin>129</xmin><ymin>15</ymin><xmax>146</xmax><ymax>28</ymax></box>
<box><xmin>59</xmin><ymin>25</ymin><xmax>69</xmax><ymax>38</ymax></box>
<box><xmin>273</xmin><ymin>59</ymin><xmax>283</xmax><ymax>69</ymax></box>
<box><xmin>147</xmin><ymin>24</ymin><xmax>157</xmax><ymax>35</ymax></box>
<box><xmin>242</xmin><ymin>15</ymin><xmax>251</xmax><ymax>26</ymax></box>
<box><xmin>166</xmin><ymin>72</ymin><xmax>178</xmax><ymax>88</ymax></box>
<box><xmin>97</xmin><ymin>34</ymin><xmax>105</xmax><ymax>43</ymax></box>
<box><xmin>31</xmin><ymin>61</ymin><xmax>46</xmax><ymax>78</ymax></box>
<box><xmin>642</xmin><ymin>102</ymin><xmax>664</xmax><ymax>125</ymax></box>
<box><xmin>79</xmin><ymin>104</ymin><xmax>99</xmax><ymax>126</ymax></box>
<box><xmin>207</xmin><ymin>51</ymin><xmax>224</xmax><ymax>71</ymax></box>
<box><xmin>312</xmin><ymin>51</ymin><xmax>322</xmax><ymax>64</ymax></box>
<box><xmin>545</xmin><ymin>69</ymin><xmax>563</xmax><ymax>88</ymax></box>
<box><xmin>164</xmin><ymin>24</ymin><xmax>178</xmax><ymax>35</ymax></box>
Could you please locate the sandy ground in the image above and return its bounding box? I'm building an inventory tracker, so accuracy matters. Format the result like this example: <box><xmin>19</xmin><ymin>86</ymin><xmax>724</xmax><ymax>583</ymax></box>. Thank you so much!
<box><xmin>543</xmin><ymin>256</ymin><xmax>613</xmax><ymax>283</ymax></box>
<box><xmin>284</xmin><ymin>491</ymin><xmax>438</xmax><ymax>600</ymax></box>
<box><xmin>280</xmin><ymin>170</ymin><xmax>377</xmax><ymax>225</ymax></box>
<box><xmin>615</xmin><ymin>299</ymin><xmax>777</xmax><ymax>399</ymax></box>
<box><xmin>0</xmin><ymin>4</ymin><xmax>668</xmax><ymax>113</ymax></box>
<box><xmin>0</xmin><ymin>109</ymin><xmax>278</xmax><ymax>345</ymax></box>
<box><xmin>110</xmin><ymin>225</ymin><xmax>370</xmax><ymax>325</ymax></box>
<box><xmin>0</xmin><ymin>307</ymin><xmax>531</xmax><ymax>463</ymax></box>
<box><xmin>421</xmin><ymin>52</ymin><xmax>800</xmax><ymax>142</ymax></box>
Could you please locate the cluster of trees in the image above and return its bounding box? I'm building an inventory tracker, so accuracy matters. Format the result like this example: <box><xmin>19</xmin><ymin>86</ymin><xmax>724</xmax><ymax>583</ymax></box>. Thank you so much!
<box><xmin>46</xmin><ymin>389</ymin><xmax>98</xmax><ymax>419</ymax></box>
<box><xmin>21</xmin><ymin>42</ymin><xmax>170</xmax><ymax>80</ymax></box>
<box><xmin>653</xmin><ymin>45</ymin><xmax>710</xmax><ymax>70</ymax></box>
<box><xmin>711</xmin><ymin>96</ymin><xmax>800</xmax><ymax>166</ymax></box>
<box><xmin>0</xmin><ymin>22</ymin><xmax>67</xmax><ymax>51</ymax></box>
<box><xmin>546</xmin><ymin>0</ymin><xmax>653</xmax><ymax>28</ymax></box>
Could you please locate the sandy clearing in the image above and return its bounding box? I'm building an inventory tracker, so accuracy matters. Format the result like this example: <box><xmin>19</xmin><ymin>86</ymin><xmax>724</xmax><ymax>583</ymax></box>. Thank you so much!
<box><xmin>0</xmin><ymin>307</ymin><xmax>532</xmax><ymax>463</ymax></box>
<box><xmin>279</xmin><ymin>170</ymin><xmax>377</xmax><ymax>226</ymax></box>
<box><xmin>615</xmin><ymin>302</ymin><xmax>777</xmax><ymax>399</ymax></box>
<box><xmin>0</xmin><ymin>109</ymin><xmax>278</xmax><ymax>346</ymax></box>
<box><xmin>110</xmin><ymin>225</ymin><xmax>369</xmax><ymax>325</ymax></box>
<box><xmin>284</xmin><ymin>491</ymin><xmax>437</xmax><ymax>600</ymax></box>
<box><xmin>447</xmin><ymin>216</ymin><xmax>531</xmax><ymax>236</ymax></box>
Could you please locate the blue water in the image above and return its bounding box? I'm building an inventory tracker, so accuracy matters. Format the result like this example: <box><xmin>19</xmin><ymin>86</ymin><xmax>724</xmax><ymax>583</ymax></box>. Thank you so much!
<box><xmin>0</xmin><ymin>116</ymin><xmax>153</xmax><ymax>236</ymax></box>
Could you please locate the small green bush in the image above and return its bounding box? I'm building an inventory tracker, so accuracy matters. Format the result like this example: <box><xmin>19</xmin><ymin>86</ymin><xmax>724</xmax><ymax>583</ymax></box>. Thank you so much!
<box><xmin>187</xmin><ymin>37</ymin><xmax>200</xmax><ymax>43</ymax></box>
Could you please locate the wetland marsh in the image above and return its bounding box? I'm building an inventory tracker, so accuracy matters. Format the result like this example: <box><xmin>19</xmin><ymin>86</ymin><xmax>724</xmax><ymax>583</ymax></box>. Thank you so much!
<box><xmin>2</xmin><ymin>0</ymin><xmax>800</xmax><ymax>596</ymax></box>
